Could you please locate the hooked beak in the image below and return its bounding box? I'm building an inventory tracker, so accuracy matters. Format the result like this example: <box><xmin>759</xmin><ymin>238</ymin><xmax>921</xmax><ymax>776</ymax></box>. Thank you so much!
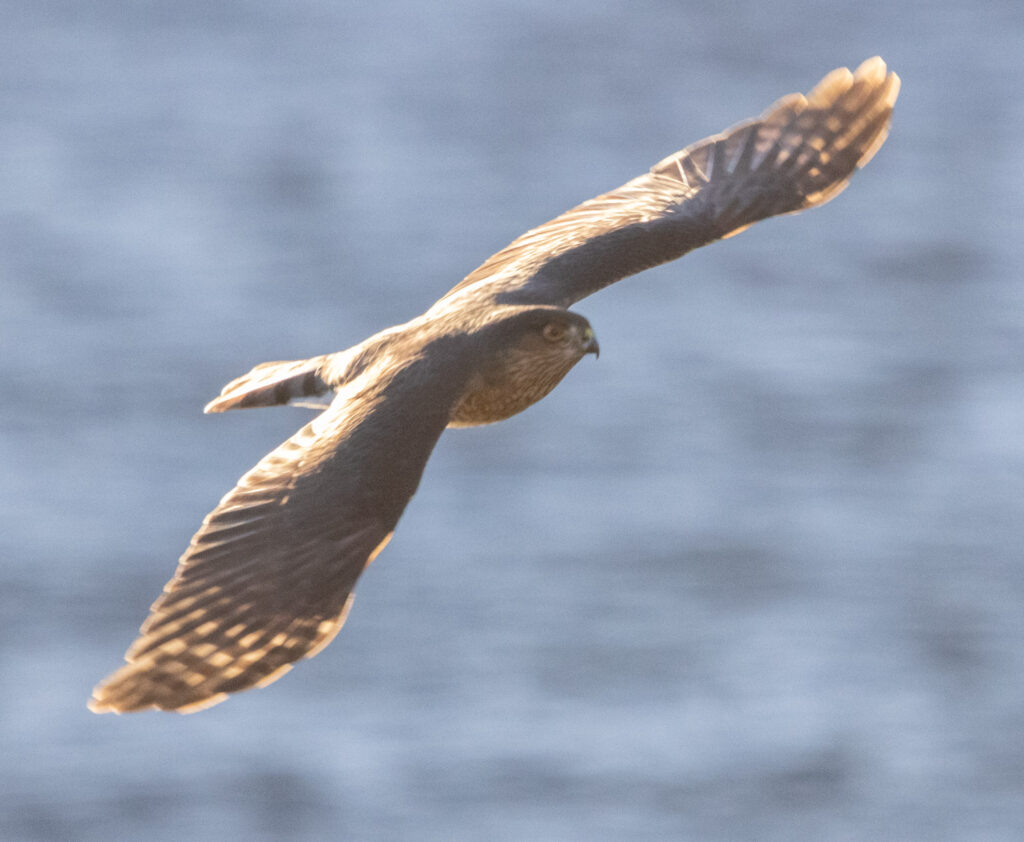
<box><xmin>582</xmin><ymin>328</ymin><xmax>600</xmax><ymax>359</ymax></box>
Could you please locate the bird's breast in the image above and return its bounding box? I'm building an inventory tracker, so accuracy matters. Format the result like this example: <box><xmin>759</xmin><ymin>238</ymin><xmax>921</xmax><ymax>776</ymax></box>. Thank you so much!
<box><xmin>447</xmin><ymin>353</ymin><xmax>573</xmax><ymax>428</ymax></box>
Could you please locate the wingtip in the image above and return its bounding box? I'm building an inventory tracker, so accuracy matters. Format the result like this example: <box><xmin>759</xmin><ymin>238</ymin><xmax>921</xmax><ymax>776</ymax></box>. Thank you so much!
<box><xmin>853</xmin><ymin>55</ymin><xmax>887</xmax><ymax>82</ymax></box>
<box><xmin>88</xmin><ymin>679</ymin><xmax>230</xmax><ymax>714</ymax></box>
<box><xmin>885</xmin><ymin>69</ymin><xmax>902</xmax><ymax>105</ymax></box>
<box><xmin>87</xmin><ymin>696</ymin><xmax>115</xmax><ymax>715</ymax></box>
<box><xmin>203</xmin><ymin>393</ymin><xmax>236</xmax><ymax>413</ymax></box>
<box><xmin>854</xmin><ymin>56</ymin><xmax>900</xmax><ymax>102</ymax></box>
<box><xmin>88</xmin><ymin>675</ymin><xmax>128</xmax><ymax>714</ymax></box>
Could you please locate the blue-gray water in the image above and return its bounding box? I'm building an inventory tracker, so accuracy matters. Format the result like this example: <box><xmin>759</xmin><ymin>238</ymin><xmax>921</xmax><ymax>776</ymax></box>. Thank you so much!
<box><xmin>2</xmin><ymin>1</ymin><xmax>1023</xmax><ymax>840</ymax></box>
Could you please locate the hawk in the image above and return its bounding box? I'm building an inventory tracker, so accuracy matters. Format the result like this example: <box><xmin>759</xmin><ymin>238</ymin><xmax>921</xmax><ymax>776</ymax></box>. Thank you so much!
<box><xmin>91</xmin><ymin>58</ymin><xmax>899</xmax><ymax>713</ymax></box>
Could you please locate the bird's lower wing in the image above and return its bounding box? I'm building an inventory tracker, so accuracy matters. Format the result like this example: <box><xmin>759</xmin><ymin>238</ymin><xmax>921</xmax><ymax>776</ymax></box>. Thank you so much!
<box><xmin>91</xmin><ymin>361</ymin><xmax>455</xmax><ymax>713</ymax></box>
<box><xmin>436</xmin><ymin>57</ymin><xmax>899</xmax><ymax>311</ymax></box>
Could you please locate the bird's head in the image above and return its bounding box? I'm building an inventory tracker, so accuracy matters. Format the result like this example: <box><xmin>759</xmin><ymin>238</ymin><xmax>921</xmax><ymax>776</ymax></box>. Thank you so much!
<box><xmin>510</xmin><ymin>307</ymin><xmax>599</xmax><ymax>359</ymax></box>
<box><xmin>481</xmin><ymin>305</ymin><xmax>599</xmax><ymax>366</ymax></box>
<box><xmin>443</xmin><ymin>305</ymin><xmax>599</xmax><ymax>427</ymax></box>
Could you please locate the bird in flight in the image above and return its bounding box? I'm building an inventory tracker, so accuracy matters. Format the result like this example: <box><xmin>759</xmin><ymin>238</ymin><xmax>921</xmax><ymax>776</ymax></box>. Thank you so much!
<box><xmin>91</xmin><ymin>58</ymin><xmax>899</xmax><ymax>713</ymax></box>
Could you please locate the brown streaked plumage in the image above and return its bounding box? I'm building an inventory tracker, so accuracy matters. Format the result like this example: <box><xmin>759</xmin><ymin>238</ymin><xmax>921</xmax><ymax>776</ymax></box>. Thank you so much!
<box><xmin>91</xmin><ymin>58</ymin><xmax>899</xmax><ymax>713</ymax></box>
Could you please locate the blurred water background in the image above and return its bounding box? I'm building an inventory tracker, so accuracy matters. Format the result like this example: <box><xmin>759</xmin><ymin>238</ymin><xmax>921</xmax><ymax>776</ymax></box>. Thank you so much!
<box><xmin>2</xmin><ymin>1</ymin><xmax>1023</xmax><ymax>839</ymax></box>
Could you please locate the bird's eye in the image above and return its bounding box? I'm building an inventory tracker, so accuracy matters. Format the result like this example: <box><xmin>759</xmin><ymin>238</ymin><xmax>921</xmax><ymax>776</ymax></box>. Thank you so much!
<box><xmin>542</xmin><ymin>322</ymin><xmax>568</xmax><ymax>343</ymax></box>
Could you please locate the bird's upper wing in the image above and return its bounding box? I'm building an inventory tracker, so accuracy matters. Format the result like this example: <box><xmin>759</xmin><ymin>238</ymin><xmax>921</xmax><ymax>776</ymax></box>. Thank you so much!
<box><xmin>435</xmin><ymin>57</ymin><xmax>899</xmax><ymax>311</ymax></box>
<box><xmin>90</xmin><ymin>353</ymin><xmax>459</xmax><ymax>713</ymax></box>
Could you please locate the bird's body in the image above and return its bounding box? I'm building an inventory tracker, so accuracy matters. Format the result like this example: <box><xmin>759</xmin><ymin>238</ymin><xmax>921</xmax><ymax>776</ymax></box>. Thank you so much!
<box><xmin>91</xmin><ymin>58</ymin><xmax>900</xmax><ymax>713</ymax></box>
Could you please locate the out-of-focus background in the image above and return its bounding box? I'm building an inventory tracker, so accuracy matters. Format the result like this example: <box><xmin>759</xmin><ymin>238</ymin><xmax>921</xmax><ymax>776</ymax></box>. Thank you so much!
<box><xmin>2</xmin><ymin>1</ymin><xmax>1022</xmax><ymax>839</ymax></box>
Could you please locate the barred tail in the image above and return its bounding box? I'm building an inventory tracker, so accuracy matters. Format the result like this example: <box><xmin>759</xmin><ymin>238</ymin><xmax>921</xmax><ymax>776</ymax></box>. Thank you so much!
<box><xmin>204</xmin><ymin>355</ymin><xmax>332</xmax><ymax>413</ymax></box>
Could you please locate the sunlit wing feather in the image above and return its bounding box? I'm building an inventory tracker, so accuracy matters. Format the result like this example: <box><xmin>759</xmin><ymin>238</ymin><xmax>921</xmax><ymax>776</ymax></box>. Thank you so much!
<box><xmin>437</xmin><ymin>57</ymin><xmax>899</xmax><ymax>310</ymax></box>
<box><xmin>90</xmin><ymin>357</ymin><xmax>457</xmax><ymax>713</ymax></box>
